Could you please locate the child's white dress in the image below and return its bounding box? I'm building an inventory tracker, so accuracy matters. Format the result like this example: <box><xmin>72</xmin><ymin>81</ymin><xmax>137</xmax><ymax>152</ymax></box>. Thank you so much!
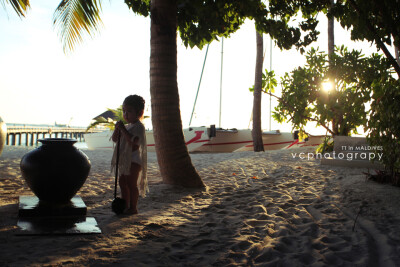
<box><xmin>111</xmin><ymin>121</ymin><xmax>148</xmax><ymax>197</ymax></box>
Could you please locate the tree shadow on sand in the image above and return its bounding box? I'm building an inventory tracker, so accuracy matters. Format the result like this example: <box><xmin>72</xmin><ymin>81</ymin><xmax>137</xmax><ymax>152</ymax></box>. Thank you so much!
<box><xmin>0</xmin><ymin>150</ymin><xmax>391</xmax><ymax>266</ymax></box>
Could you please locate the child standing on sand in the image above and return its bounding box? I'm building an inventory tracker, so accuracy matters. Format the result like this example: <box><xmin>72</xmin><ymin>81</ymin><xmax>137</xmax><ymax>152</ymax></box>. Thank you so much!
<box><xmin>111</xmin><ymin>95</ymin><xmax>148</xmax><ymax>214</ymax></box>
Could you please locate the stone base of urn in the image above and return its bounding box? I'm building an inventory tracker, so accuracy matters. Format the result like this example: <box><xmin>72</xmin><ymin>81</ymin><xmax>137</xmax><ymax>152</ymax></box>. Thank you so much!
<box><xmin>17</xmin><ymin>195</ymin><xmax>101</xmax><ymax>235</ymax></box>
<box><xmin>18</xmin><ymin>195</ymin><xmax>87</xmax><ymax>217</ymax></box>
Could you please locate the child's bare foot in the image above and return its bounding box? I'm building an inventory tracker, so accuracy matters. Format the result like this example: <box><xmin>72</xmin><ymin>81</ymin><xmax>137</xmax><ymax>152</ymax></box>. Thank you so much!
<box><xmin>125</xmin><ymin>208</ymin><xmax>138</xmax><ymax>215</ymax></box>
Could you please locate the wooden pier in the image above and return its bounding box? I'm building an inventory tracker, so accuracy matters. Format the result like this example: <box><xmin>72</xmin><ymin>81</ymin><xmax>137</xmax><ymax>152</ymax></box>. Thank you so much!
<box><xmin>6</xmin><ymin>126</ymin><xmax>104</xmax><ymax>146</ymax></box>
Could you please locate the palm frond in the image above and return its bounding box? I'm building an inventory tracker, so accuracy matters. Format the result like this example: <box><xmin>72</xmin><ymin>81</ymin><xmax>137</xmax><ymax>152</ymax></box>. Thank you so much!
<box><xmin>86</xmin><ymin>106</ymin><xmax>150</xmax><ymax>132</ymax></box>
<box><xmin>108</xmin><ymin>107</ymin><xmax>125</xmax><ymax>122</ymax></box>
<box><xmin>86</xmin><ymin>116</ymin><xmax>115</xmax><ymax>131</ymax></box>
<box><xmin>86</xmin><ymin>106</ymin><xmax>125</xmax><ymax>132</ymax></box>
<box><xmin>3</xmin><ymin>0</ymin><xmax>30</xmax><ymax>17</ymax></box>
<box><xmin>53</xmin><ymin>0</ymin><xmax>103</xmax><ymax>53</ymax></box>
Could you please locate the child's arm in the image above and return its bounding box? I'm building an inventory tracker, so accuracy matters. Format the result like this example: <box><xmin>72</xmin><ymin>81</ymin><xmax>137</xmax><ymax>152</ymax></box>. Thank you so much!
<box><xmin>115</xmin><ymin>121</ymin><xmax>140</xmax><ymax>151</ymax></box>
<box><xmin>132</xmin><ymin>136</ymin><xmax>139</xmax><ymax>151</ymax></box>
<box><xmin>111</xmin><ymin>127</ymin><xmax>120</xmax><ymax>143</ymax></box>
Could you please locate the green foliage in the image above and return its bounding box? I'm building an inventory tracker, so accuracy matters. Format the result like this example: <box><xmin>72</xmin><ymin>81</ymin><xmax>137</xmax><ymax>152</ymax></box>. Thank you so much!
<box><xmin>123</xmin><ymin>0</ymin><xmax>324</xmax><ymax>50</ymax></box>
<box><xmin>249</xmin><ymin>69</ymin><xmax>276</xmax><ymax>94</ymax></box>
<box><xmin>54</xmin><ymin>0</ymin><xmax>103</xmax><ymax>53</ymax></box>
<box><xmin>124</xmin><ymin>0</ymin><xmax>149</xmax><ymax>16</ymax></box>
<box><xmin>331</xmin><ymin>0</ymin><xmax>400</xmax><ymax>76</ymax></box>
<box><xmin>263</xmin><ymin>70</ymin><xmax>277</xmax><ymax>94</ymax></box>
<box><xmin>86</xmin><ymin>106</ymin><xmax>150</xmax><ymax>131</ymax></box>
<box><xmin>316</xmin><ymin>136</ymin><xmax>333</xmax><ymax>153</ymax></box>
<box><xmin>367</xmin><ymin>79</ymin><xmax>400</xmax><ymax>178</ymax></box>
<box><xmin>55</xmin><ymin>0</ymin><xmax>329</xmax><ymax>53</ymax></box>
<box><xmin>176</xmin><ymin>0</ymin><xmax>250</xmax><ymax>49</ymax></box>
<box><xmin>86</xmin><ymin>106</ymin><xmax>125</xmax><ymax>131</ymax></box>
<box><xmin>271</xmin><ymin>46</ymin><xmax>392</xmax><ymax>136</ymax></box>
<box><xmin>260</xmin><ymin>0</ymin><xmax>327</xmax><ymax>52</ymax></box>
<box><xmin>2</xmin><ymin>0</ymin><xmax>30</xmax><ymax>17</ymax></box>
<box><xmin>333</xmin><ymin>0</ymin><xmax>400</xmax><ymax>48</ymax></box>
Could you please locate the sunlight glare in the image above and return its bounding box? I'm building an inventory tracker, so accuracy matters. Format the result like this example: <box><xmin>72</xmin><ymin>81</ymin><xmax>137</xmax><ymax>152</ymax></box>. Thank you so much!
<box><xmin>322</xmin><ymin>81</ymin><xmax>333</xmax><ymax>92</ymax></box>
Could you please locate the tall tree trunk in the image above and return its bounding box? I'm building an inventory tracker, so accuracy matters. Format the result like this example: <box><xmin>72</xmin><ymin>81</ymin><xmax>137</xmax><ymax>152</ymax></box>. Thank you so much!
<box><xmin>252</xmin><ymin>30</ymin><xmax>264</xmax><ymax>152</ymax></box>
<box><xmin>150</xmin><ymin>0</ymin><xmax>204</xmax><ymax>187</ymax></box>
<box><xmin>395</xmin><ymin>45</ymin><xmax>400</xmax><ymax>67</ymax></box>
<box><xmin>328</xmin><ymin>0</ymin><xmax>335</xmax><ymax>56</ymax></box>
<box><xmin>328</xmin><ymin>0</ymin><xmax>339</xmax><ymax>135</ymax></box>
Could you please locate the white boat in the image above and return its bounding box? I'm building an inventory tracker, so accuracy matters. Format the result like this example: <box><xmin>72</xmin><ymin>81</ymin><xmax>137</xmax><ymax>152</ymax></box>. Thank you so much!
<box><xmin>230</xmin><ymin>131</ymin><xmax>326</xmax><ymax>152</ymax></box>
<box><xmin>233</xmin><ymin>130</ymin><xmax>297</xmax><ymax>152</ymax></box>
<box><xmin>192</xmin><ymin>128</ymin><xmax>320</xmax><ymax>153</ymax></box>
<box><xmin>84</xmin><ymin>130</ymin><xmax>114</xmax><ymax>150</ymax></box>
<box><xmin>84</xmin><ymin>126</ymin><xmax>209</xmax><ymax>152</ymax></box>
<box><xmin>192</xmin><ymin>128</ymin><xmax>253</xmax><ymax>153</ymax></box>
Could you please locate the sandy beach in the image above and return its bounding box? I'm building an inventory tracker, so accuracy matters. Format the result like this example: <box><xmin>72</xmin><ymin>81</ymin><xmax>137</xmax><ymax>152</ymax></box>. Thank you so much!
<box><xmin>1</xmin><ymin>145</ymin><xmax>400</xmax><ymax>266</ymax></box>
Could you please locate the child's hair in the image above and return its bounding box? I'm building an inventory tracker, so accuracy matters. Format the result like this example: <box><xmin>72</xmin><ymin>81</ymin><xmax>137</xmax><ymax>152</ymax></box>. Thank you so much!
<box><xmin>123</xmin><ymin>95</ymin><xmax>145</xmax><ymax>118</ymax></box>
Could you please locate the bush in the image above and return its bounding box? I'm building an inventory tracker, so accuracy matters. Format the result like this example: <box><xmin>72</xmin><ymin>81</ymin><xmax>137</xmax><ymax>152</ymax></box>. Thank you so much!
<box><xmin>367</xmin><ymin>78</ymin><xmax>400</xmax><ymax>184</ymax></box>
<box><xmin>272</xmin><ymin>46</ymin><xmax>389</xmax><ymax>137</ymax></box>
<box><xmin>316</xmin><ymin>136</ymin><xmax>334</xmax><ymax>153</ymax></box>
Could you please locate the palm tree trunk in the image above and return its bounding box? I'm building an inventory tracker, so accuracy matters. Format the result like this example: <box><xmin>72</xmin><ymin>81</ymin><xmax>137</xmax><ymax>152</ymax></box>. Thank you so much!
<box><xmin>150</xmin><ymin>0</ymin><xmax>204</xmax><ymax>187</ymax></box>
<box><xmin>252</xmin><ymin>30</ymin><xmax>264</xmax><ymax>152</ymax></box>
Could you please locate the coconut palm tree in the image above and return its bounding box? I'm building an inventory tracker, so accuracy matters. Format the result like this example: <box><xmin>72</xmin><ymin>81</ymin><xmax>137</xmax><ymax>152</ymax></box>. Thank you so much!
<box><xmin>54</xmin><ymin>0</ymin><xmax>205</xmax><ymax>188</ymax></box>
<box><xmin>149</xmin><ymin>0</ymin><xmax>203</xmax><ymax>187</ymax></box>
<box><xmin>1</xmin><ymin>0</ymin><xmax>30</xmax><ymax>17</ymax></box>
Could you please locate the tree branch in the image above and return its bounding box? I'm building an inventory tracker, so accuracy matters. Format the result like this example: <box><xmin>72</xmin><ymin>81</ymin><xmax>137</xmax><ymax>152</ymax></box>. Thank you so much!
<box><xmin>263</xmin><ymin>90</ymin><xmax>335</xmax><ymax>135</ymax></box>
<box><xmin>348</xmin><ymin>0</ymin><xmax>400</xmax><ymax>77</ymax></box>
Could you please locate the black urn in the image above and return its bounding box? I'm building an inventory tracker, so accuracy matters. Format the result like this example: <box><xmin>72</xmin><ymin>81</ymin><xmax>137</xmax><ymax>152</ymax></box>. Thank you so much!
<box><xmin>20</xmin><ymin>138</ymin><xmax>91</xmax><ymax>204</ymax></box>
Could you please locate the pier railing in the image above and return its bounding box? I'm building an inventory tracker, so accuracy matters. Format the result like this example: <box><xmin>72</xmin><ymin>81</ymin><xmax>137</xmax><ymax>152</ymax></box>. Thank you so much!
<box><xmin>6</xmin><ymin>126</ymin><xmax>105</xmax><ymax>146</ymax></box>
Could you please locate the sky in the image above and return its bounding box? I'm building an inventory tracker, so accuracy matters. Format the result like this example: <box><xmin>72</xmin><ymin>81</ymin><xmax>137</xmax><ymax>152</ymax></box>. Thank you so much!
<box><xmin>0</xmin><ymin>1</ymin><xmax>384</xmax><ymax>133</ymax></box>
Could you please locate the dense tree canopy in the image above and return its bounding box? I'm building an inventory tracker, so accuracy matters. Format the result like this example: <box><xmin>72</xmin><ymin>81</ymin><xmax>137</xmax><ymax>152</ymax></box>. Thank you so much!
<box><xmin>332</xmin><ymin>0</ymin><xmax>400</xmax><ymax>75</ymax></box>
<box><xmin>57</xmin><ymin>0</ymin><xmax>326</xmax><ymax>52</ymax></box>
<box><xmin>334</xmin><ymin>0</ymin><xmax>400</xmax><ymax>48</ymax></box>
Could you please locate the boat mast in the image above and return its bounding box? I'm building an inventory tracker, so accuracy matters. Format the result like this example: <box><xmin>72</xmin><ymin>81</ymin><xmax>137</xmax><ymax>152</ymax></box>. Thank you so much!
<box><xmin>269</xmin><ymin>36</ymin><xmax>272</xmax><ymax>131</ymax></box>
<box><xmin>219</xmin><ymin>37</ymin><xmax>224</xmax><ymax>128</ymax></box>
<box><xmin>189</xmin><ymin>44</ymin><xmax>210</xmax><ymax>126</ymax></box>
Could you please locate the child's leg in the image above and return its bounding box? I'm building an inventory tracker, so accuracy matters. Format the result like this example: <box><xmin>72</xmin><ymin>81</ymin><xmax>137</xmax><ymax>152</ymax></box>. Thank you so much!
<box><xmin>126</xmin><ymin>163</ymin><xmax>141</xmax><ymax>214</ymax></box>
<box><xmin>119</xmin><ymin>175</ymin><xmax>130</xmax><ymax>208</ymax></box>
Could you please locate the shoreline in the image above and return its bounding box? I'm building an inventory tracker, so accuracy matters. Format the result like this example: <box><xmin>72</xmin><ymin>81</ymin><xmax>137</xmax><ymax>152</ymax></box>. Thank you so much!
<box><xmin>1</xmin><ymin>145</ymin><xmax>399</xmax><ymax>266</ymax></box>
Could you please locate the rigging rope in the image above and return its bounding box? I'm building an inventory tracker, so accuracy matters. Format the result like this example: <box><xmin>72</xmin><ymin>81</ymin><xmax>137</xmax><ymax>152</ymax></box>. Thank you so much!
<box><xmin>189</xmin><ymin>43</ymin><xmax>210</xmax><ymax>126</ymax></box>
